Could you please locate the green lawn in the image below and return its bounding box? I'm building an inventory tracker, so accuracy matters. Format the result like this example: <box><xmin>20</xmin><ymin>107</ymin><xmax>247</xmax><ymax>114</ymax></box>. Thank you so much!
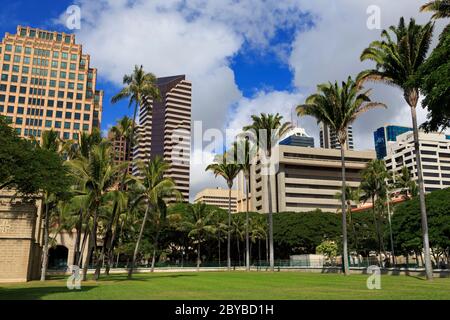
<box><xmin>1</xmin><ymin>272</ymin><xmax>449</xmax><ymax>300</ymax></box>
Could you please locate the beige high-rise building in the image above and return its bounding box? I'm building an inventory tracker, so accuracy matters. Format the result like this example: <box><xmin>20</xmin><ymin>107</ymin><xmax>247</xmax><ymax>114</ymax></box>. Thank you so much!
<box><xmin>133</xmin><ymin>75</ymin><xmax>191</xmax><ymax>202</ymax></box>
<box><xmin>320</xmin><ymin>122</ymin><xmax>354</xmax><ymax>150</ymax></box>
<box><xmin>238</xmin><ymin>145</ymin><xmax>375</xmax><ymax>213</ymax></box>
<box><xmin>385</xmin><ymin>131</ymin><xmax>450</xmax><ymax>193</ymax></box>
<box><xmin>0</xmin><ymin>26</ymin><xmax>103</xmax><ymax>140</ymax></box>
<box><xmin>194</xmin><ymin>188</ymin><xmax>239</xmax><ymax>213</ymax></box>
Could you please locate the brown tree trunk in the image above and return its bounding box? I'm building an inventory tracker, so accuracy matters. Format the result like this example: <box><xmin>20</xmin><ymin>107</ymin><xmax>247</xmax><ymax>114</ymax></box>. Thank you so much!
<box><xmin>40</xmin><ymin>202</ymin><xmax>49</xmax><ymax>281</ymax></box>
<box><xmin>245</xmin><ymin>172</ymin><xmax>250</xmax><ymax>271</ymax></box>
<box><xmin>128</xmin><ymin>204</ymin><xmax>151</xmax><ymax>279</ymax></box>
<box><xmin>340</xmin><ymin>146</ymin><xmax>350</xmax><ymax>275</ymax></box>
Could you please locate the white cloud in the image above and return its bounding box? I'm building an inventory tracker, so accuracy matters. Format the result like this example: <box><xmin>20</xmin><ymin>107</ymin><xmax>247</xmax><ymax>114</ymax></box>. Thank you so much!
<box><xmin>288</xmin><ymin>0</ymin><xmax>448</xmax><ymax>149</ymax></box>
<box><xmin>56</xmin><ymin>0</ymin><xmax>447</xmax><ymax>200</ymax></box>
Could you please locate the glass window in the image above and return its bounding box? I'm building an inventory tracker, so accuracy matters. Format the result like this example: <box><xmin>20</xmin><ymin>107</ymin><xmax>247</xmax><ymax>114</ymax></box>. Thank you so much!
<box><xmin>49</xmin><ymin>90</ymin><xmax>55</xmax><ymax>97</ymax></box>
<box><xmin>15</xmin><ymin>128</ymin><xmax>21</xmax><ymax>135</ymax></box>
<box><xmin>51</xmin><ymin>70</ymin><xmax>57</xmax><ymax>78</ymax></box>
<box><xmin>69</xmin><ymin>72</ymin><xmax>75</xmax><ymax>80</ymax></box>
<box><xmin>0</xmin><ymin>84</ymin><xmax>5</xmax><ymax>91</ymax></box>
<box><xmin>75</xmin><ymin>103</ymin><xmax>82</xmax><ymax>110</ymax></box>
<box><xmin>70</xmin><ymin>63</ymin><xmax>76</xmax><ymax>70</ymax></box>
<box><xmin>57</xmin><ymin>101</ymin><xmax>64</xmax><ymax>108</ymax></box>
<box><xmin>16</xmin><ymin>117</ymin><xmax>23</xmax><ymax>125</ymax></box>
<box><xmin>74</xmin><ymin>112</ymin><xmax>81</xmax><ymax>120</ymax></box>
<box><xmin>3</xmin><ymin>54</ymin><xmax>11</xmax><ymax>61</ymax></box>
<box><xmin>60</xmin><ymin>71</ymin><xmax>66</xmax><ymax>79</ymax></box>
<box><xmin>15</xmin><ymin>46</ymin><xmax>22</xmax><ymax>53</ymax></box>
<box><xmin>66</xmin><ymin>102</ymin><xmax>72</xmax><ymax>109</ymax></box>
<box><xmin>77</xmin><ymin>83</ymin><xmax>84</xmax><ymax>90</ymax></box>
<box><xmin>7</xmin><ymin>105</ymin><xmax>14</xmax><ymax>113</ymax></box>
<box><xmin>84</xmin><ymin>104</ymin><xmax>91</xmax><ymax>111</ymax></box>
<box><xmin>63</xmin><ymin>132</ymin><xmax>70</xmax><ymax>139</ymax></box>
<box><xmin>74</xmin><ymin>123</ymin><xmax>80</xmax><ymax>130</ymax></box>
<box><xmin>17</xmin><ymin>107</ymin><xmax>24</xmax><ymax>114</ymax></box>
<box><xmin>61</xmin><ymin>62</ymin><xmax>67</xmax><ymax>69</ymax></box>
<box><xmin>58</xmin><ymin>91</ymin><xmax>64</xmax><ymax>98</ymax></box>
<box><xmin>62</xmin><ymin>52</ymin><xmax>68</xmax><ymax>59</ymax></box>
<box><xmin>21</xmin><ymin>76</ymin><xmax>28</xmax><ymax>84</ymax></box>
<box><xmin>59</xmin><ymin>81</ymin><xmax>65</xmax><ymax>88</ymax></box>
<box><xmin>77</xmin><ymin>74</ymin><xmax>84</xmax><ymax>81</ymax></box>
<box><xmin>45</xmin><ymin>120</ymin><xmax>52</xmax><ymax>128</ymax></box>
<box><xmin>51</xmin><ymin>60</ymin><xmax>58</xmax><ymax>68</ymax></box>
<box><xmin>9</xmin><ymin>85</ymin><xmax>16</xmax><ymax>92</ymax></box>
<box><xmin>5</xmin><ymin>44</ymin><xmax>12</xmax><ymax>52</ymax></box>
<box><xmin>68</xmin><ymin>82</ymin><xmax>74</xmax><ymax>89</ymax></box>
<box><xmin>73</xmin><ymin>133</ymin><xmax>79</xmax><ymax>140</ymax></box>
<box><xmin>25</xmin><ymin>47</ymin><xmax>32</xmax><ymax>54</ymax></box>
<box><xmin>12</xmin><ymin>65</ymin><xmax>20</xmax><ymax>72</ymax></box>
<box><xmin>70</xmin><ymin>54</ymin><xmax>77</xmax><ymax>60</ymax></box>
<box><xmin>47</xmin><ymin>100</ymin><xmax>54</xmax><ymax>107</ymax></box>
<box><xmin>83</xmin><ymin>114</ymin><xmax>90</xmax><ymax>121</ymax></box>
<box><xmin>1</xmin><ymin>74</ymin><xmax>7</xmax><ymax>81</ymax></box>
<box><xmin>67</xmin><ymin>92</ymin><xmax>73</xmax><ymax>99</ymax></box>
<box><xmin>55</xmin><ymin>121</ymin><xmax>61</xmax><ymax>128</ymax></box>
<box><xmin>46</xmin><ymin>110</ymin><xmax>53</xmax><ymax>117</ymax></box>
<box><xmin>50</xmin><ymin>80</ymin><xmax>56</xmax><ymax>87</ymax></box>
<box><xmin>65</xmin><ymin>112</ymin><xmax>72</xmax><ymax>119</ymax></box>
<box><xmin>22</xmin><ymin>66</ymin><xmax>29</xmax><ymax>74</ymax></box>
<box><xmin>76</xmin><ymin>93</ymin><xmax>83</xmax><ymax>100</ymax></box>
<box><xmin>83</xmin><ymin>124</ymin><xmax>89</xmax><ymax>131</ymax></box>
<box><xmin>11</xmin><ymin>75</ymin><xmax>18</xmax><ymax>82</ymax></box>
<box><xmin>8</xmin><ymin>96</ymin><xmax>15</xmax><ymax>103</ymax></box>
<box><xmin>23</xmin><ymin>57</ymin><xmax>30</xmax><ymax>64</ymax></box>
<box><xmin>18</xmin><ymin>96</ymin><xmax>25</xmax><ymax>104</ymax></box>
<box><xmin>56</xmin><ymin>111</ymin><xmax>62</xmax><ymax>118</ymax></box>
<box><xmin>64</xmin><ymin>122</ymin><xmax>71</xmax><ymax>129</ymax></box>
<box><xmin>13</xmin><ymin>55</ymin><xmax>20</xmax><ymax>63</ymax></box>
<box><xmin>2</xmin><ymin>64</ymin><xmax>10</xmax><ymax>71</ymax></box>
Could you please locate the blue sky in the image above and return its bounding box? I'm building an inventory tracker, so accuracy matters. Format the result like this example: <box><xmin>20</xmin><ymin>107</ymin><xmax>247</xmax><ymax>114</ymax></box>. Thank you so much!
<box><xmin>1</xmin><ymin>0</ymin><xmax>442</xmax><ymax>197</ymax></box>
<box><xmin>0</xmin><ymin>0</ymin><xmax>307</xmax><ymax>134</ymax></box>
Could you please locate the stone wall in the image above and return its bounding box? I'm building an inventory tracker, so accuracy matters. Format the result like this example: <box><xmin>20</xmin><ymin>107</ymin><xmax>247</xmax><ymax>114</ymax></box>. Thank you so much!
<box><xmin>0</xmin><ymin>190</ymin><xmax>41</xmax><ymax>282</ymax></box>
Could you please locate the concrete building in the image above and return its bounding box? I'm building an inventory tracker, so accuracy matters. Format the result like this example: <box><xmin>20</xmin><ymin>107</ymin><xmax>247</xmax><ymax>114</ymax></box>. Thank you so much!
<box><xmin>385</xmin><ymin>131</ymin><xmax>450</xmax><ymax>193</ymax></box>
<box><xmin>194</xmin><ymin>188</ymin><xmax>238</xmax><ymax>213</ymax></box>
<box><xmin>0</xmin><ymin>26</ymin><xmax>103</xmax><ymax>140</ymax></box>
<box><xmin>319</xmin><ymin>122</ymin><xmax>354</xmax><ymax>150</ymax></box>
<box><xmin>238</xmin><ymin>145</ymin><xmax>375</xmax><ymax>213</ymax></box>
<box><xmin>108</xmin><ymin>128</ymin><xmax>132</xmax><ymax>174</ymax></box>
<box><xmin>133</xmin><ymin>75</ymin><xmax>191</xmax><ymax>202</ymax></box>
<box><xmin>373</xmin><ymin>124</ymin><xmax>412</xmax><ymax>159</ymax></box>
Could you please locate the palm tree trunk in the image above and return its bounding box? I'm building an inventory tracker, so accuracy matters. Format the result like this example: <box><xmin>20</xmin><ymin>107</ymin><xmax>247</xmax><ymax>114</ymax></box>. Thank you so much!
<box><xmin>340</xmin><ymin>147</ymin><xmax>350</xmax><ymax>275</ymax></box>
<box><xmin>245</xmin><ymin>173</ymin><xmax>250</xmax><ymax>271</ymax></box>
<box><xmin>82</xmin><ymin>231</ymin><xmax>93</xmax><ymax>281</ymax></box>
<box><xmin>73</xmin><ymin>209</ymin><xmax>83</xmax><ymax>265</ymax></box>
<box><xmin>409</xmin><ymin>102</ymin><xmax>433</xmax><ymax>280</ymax></box>
<box><xmin>227</xmin><ymin>187</ymin><xmax>232</xmax><ymax>271</ymax></box>
<box><xmin>40</xmin><ymin>202</ymin><xmax>49</xmax><ymax>281</ymax></box>
<box><xmin>128</xmin><ymin>204</ymin><xmax>151</xmax><ymax>279</ymax></box>
<box><xmin>372</xmin><ymin>196</ymin><xmax>383</xmax><ymax>267</ymax></box>
<box><xmin>266</xmin><ymin>158</ymin><xmax>275</xmax><ymax>271</ymax></box>
<box><xmin>218</xmin><ymin>231</ymin><xmax>221</xmax><ymax>267</ymax></box>
<box><xmin>386</xmin><ymin>195</ymin><xmax>396</xmax><ymax>266</ymax></box>
<box><xmin>197</xmin><ymin>243</ymin><xmax>201</xmax><ymax>271</ymax></box>
<box><xmin>150</xmin><ymin>232</ymin><xmax>160</xmax><ymax>272</ymax></box>
<box><xmin>77</xmin><ymin>227</ymin><xmax>89</xmax><ymax>267</ymax></box>
<box><xmin>237</xmin><ymin>236</ymin><xmax>241</xmax><ymax>266</ymax></box>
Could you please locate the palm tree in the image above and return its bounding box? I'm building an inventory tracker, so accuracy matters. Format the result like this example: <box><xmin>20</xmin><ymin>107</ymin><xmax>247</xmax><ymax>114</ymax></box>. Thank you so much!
<box><xmin>232</xmin><ymin>137</ymin><xmax>257</xmax><ymax>271</ymax></box>
<box><xmin>360</xmin><ymin>160</ymin><xmax>392</xmax><ymax>266</ymax></box>
<box><xmin>335</xmin><ymin>186</ymin><xmax>361</xmax><ymax>255</ymax></box>
<box><xmin>297</xmin><ymin>77</ymin><xmax>386</xmax><ymax>275</ymax></box>
<box><xmin>181</xmin><ymin>203</ymin><xmax>216</xmax><ymax>270</ymax></box>
<box><xmin>420</xmin><ymin>1</ymin><xmax>450</xmax><ymax>19</ymax></box>
<box><xmin>206</xmin><ymin>153</ymin><xmax>241</xmax><ymax>271</ymax></box>
<box><xmin>39</xmin><ymin>130</ymin><xmax>60</xmax><ymax>281</ymax></box>
<box><xmin>394</xmin><ymin>166</ymin><xmax>418</xmax><ymax>200</ymax></box>
<box><xmin>108</xmin><ymin>66</ymin><xmax>160</xmax><ymax>275</ymax></box>
<box><xmin>211</xmin><ymin>209</ymin><xmax>228</xmax><ymax>267</ymax></box>
<box><xmin>243</xmin><ymin>113</ymin><xmax>292</xmax><ymax>271</ymax></box>
<box><xmin>359</xmin><ymin>17</ymin><xmax>434</xmax><ymax>280</ymax></box>
<box><xmin>127</xmin><ymin>156</ymin><xmax>179</xmax><ymax>279</ymax></box>
<box><xmin>66</xmin><ymin>142</ymin><xmax>125</xmax><ymax>280</ymax></box>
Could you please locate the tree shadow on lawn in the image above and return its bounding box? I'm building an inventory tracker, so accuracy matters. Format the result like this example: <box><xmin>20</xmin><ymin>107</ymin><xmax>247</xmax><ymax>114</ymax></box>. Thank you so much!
<box><xmin>84</xmin><ymin>273</ymin><xmax>199</xmax><ymax>282</ymax></box>
<box><xmin>0</xmin><ymin>285</ymin><xmax>97</xmax><ymax>300</ymax></box>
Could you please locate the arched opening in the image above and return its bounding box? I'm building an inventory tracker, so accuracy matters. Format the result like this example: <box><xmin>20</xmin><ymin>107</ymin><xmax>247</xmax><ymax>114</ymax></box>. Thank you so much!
<box><xmin>48</xmin><ymin>245</ymin><xmax>69</xmax><ymax>270</ymax></box>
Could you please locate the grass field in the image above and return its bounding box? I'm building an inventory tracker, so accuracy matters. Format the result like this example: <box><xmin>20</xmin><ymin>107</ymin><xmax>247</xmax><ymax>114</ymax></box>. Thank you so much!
<box><xmin>1</xmin><ymin>272</ymin><xmax>449</xmax><ymax>300</ymax></box>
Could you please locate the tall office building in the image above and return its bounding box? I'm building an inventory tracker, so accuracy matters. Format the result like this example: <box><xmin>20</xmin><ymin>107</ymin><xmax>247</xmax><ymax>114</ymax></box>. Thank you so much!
<box><xmin>237</xmin><ymin>144</ymin><xmax>375</xmax><ymax>213</ymax></box>
<box><xmin>373</xmin><ymin>124</ymin><xmax>412</xmax><ymax>159</ymax></box>
<box><xmin>133</xmin><ymin>75</ymin><xmax>191</xmax><ymax>202</ymax></box>
<box><xmin>319</xmin><ymin>122</ymin><xmax>354</xmax><ymax>150</ymax></box>
<box><xmin>385</xmin><ymin>131</ymin><xmax>450</xmax><ymax>193</ymax></box>
<box><xmin>0</xmin><ymin>26</ymin><xmax>103</xmax><ymax>140</ymax></box>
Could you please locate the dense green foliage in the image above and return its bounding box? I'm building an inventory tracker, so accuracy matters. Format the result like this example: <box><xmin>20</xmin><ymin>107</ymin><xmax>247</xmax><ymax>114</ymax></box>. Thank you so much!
<box><xmin>0</xmin><ymin>116</ymin><xmax>71</xmax><ymax>196</ymax></box>
<box><xmin>391</xmin><ymin>188</ymin><xmax>450</xmax><ymax>264</ymax></box>
<box><xmin>419</xmin><ymin>27</ymin><xmax>450</xmax><ymax>132</ymax></box>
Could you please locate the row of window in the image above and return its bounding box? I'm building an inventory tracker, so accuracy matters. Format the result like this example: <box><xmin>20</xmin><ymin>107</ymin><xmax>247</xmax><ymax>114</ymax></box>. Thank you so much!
<box><xmin>19</xmin><ymin>128</ymin><xmax>80</xmax><ymax>141</ymax></box>
<box><xmin>1</xmin><ymin>55</ymin><xmax>80</xmax><ymax>70</ymax></box>
<box><xmin>4</xmin><ymin>115</ymin><xmax>90</xmax><ymax>132</ymax></box>
<box><xmin>18</xmin><ymin>29</ymin><xmax>72</xmax><ymax>44</ymax></box>
<box><xmin>1</xmin><ymin>64</ymin><xmax>92</xmax><ymax>83</ymax></box>
<box><xmin>1</xmin><ymin>106</ymin><xmax>91</xmax><ymax>120</ymax></box>
<box><xmin>3</xmin><ymin>43</ymin><xmax>78</xmax><ymax>61</ymax></box>
<box><xmin>0</xmin><ymin>89</ymin><xmax>93</xmax><ymax>103</ymax></box>
<box><xmin>1</xmin><ymin>72</ymin><xmax>87</xmax><ymax>83</ymax></box>
<box><xmin>0</xmin><ymin>100</ymin><xmax>91</xmax><ymax>111</ymax></box>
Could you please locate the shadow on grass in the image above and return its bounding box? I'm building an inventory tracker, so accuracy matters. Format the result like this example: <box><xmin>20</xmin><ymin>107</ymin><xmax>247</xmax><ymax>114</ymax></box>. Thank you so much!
<box><xmin>0</xmin><ymin>285</ymin><xmax>96</xmax><ymax>300</ymax></box>
<box><xmin>81</xmin><ymin>273</ymin><xmax>199</xmax><ymax>282</ymax></box>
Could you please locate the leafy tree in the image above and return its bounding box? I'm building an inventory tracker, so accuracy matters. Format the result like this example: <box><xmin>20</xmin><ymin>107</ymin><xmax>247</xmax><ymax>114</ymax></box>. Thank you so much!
<box><xmin>316</xmin><ymin>240</ymin><xmax>338</xmax><ymax>265</ymax></box>
<box><xmin>359</xmin><ymin>17</ymin><xmax>435</xmax><ymax>280</ymax></box>
<box><xmin>392</xmin><ymin>188</ymin><xmax>450</xmax><ymax>268</ymax></box>
<box><xmin>243</xmin><ymin>113</ymin><xmax>292</xmax><ymax>271</ymax></box>
<box><xmin>394</xmin><ymin>166</ymin><xmax>418</xmax><ymax>200</ymax></box>
<box><xmin>418</xmin><ymin>27</ymin><xmax>450</xmax><ymax>132</ymax></box>
<box><xmin>297</xmin><ymin>77</ymin><xmax>385</xmax><ymax>275</ymax></box>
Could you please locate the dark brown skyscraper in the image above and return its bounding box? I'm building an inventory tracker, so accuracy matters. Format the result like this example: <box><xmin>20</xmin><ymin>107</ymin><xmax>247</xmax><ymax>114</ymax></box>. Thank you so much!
<box><xmin>133</xmin><ymin>75</ymin><xmax>191</xmax><ymax>202</ymax></box>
